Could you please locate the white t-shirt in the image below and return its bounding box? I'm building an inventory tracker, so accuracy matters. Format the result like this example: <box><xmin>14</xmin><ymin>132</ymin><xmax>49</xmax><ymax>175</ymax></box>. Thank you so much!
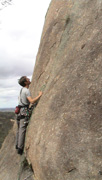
<box><xmin>18</xmin><ymin>87</ymin><xmax>31</xmax><ymax>106</ymax></box>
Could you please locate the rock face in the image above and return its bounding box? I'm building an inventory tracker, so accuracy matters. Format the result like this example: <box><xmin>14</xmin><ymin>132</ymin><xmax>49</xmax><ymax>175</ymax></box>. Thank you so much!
<box><xmin>0</xmin><ymin>0</ymin><xmax>102</xmax><ymax>179</ymax></box>
<box><xmin>0</xmin><ymin>122</ymin><xmax>34</xmax><ymax>180</ymax></box>
<box><xmin>25</xmin><ymin>0</ymin><xmax>102</xmax><ymax>180</ymax></box>
<box><xmin>0</xmin><ymin>122</ymin><xmax>20</xmax><ymax>180</ymax></box>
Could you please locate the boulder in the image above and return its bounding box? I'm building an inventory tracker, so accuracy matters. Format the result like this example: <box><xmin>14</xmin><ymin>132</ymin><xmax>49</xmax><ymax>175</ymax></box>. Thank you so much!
<box><xmin>25</xmin><ymin>0</ymin><xmax>102</xmax><ymax>180</ymax></box>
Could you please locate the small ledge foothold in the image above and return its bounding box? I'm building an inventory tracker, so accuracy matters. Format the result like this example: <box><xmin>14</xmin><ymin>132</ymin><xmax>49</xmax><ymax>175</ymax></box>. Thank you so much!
<box><xmin>99</xmin><ymin>171</ymin><xmax>102</xmax><ymax>175</ymax></box>
<box><xmin>81</xmin><ymin>44</ymin><xmax>86</xmax><ymax>49</ymax></box>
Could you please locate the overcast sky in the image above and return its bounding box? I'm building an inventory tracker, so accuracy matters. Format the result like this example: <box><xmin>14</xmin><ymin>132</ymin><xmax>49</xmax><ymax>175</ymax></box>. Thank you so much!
<box><xmin>0</xmin><ymin>0</ymin><xmax>51</xmax><ymax>108</ymax></box>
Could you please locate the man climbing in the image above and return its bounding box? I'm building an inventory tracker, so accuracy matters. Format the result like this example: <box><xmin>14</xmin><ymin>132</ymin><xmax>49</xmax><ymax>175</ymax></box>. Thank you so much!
<box><xmin>16</xmin><ymin>76</ymin><xmax>42</xmax><ymax>155</ymax></box>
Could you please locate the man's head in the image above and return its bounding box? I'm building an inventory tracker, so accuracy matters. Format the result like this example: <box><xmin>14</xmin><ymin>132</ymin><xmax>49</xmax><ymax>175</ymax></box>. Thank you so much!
<box><xmin>18</xmin><ymin>76</ymin><xmax>31</xmax><ymax>87</ymax></box>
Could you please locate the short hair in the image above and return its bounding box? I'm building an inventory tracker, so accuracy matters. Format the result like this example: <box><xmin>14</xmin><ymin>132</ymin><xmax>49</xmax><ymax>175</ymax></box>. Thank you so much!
<box><xmin>18</xmin><ymin>76</ymin><xmax>27</xmax><ymax>87</ymax></box>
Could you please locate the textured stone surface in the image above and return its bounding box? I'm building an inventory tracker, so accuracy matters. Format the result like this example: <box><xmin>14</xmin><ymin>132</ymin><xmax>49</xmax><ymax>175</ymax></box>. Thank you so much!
<box><xmin>0</xmin><ymin>122</ymin><xmax>34</xmax><ymax>180</ymax></box>
<box><xmin>0</xmin><ymin>122</ymin><xmax>20</xmax><ymax>180</ymax></box>
<box><xmin>25</xmin><ymin>0</ymin><xmax>102</xmax><ymax>180</ymax></box>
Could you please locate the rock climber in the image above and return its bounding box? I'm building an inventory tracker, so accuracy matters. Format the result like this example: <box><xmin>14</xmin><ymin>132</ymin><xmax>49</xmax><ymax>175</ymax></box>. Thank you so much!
<box><xmin>15</xmin><ymin>76</ymin><xmax>42</xmax><ymax>155</ymax></box>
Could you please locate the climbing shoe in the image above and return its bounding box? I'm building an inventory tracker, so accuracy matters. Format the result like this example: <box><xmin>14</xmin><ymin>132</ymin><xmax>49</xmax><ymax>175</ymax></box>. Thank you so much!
<box><xmin>17</xmin><ymin>148</ymin><xmax>23</xmax><ymax>155</ymax></box>
<box><xmin>15</xmin><ymin>145</ymin><xmax>18</xmax><ymax>149</ymax></box>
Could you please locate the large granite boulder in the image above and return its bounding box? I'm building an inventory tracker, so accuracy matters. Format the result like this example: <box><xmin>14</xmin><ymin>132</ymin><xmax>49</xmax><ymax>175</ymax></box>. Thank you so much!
<box><xmin>25</xmin><ymin>0</ymin><xmax>102</xmax><ymax>180</ymax></box>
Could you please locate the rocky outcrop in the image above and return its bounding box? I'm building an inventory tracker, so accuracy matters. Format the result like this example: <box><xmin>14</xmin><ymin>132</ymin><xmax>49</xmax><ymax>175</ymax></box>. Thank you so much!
<box><xmin>0</xmin><ymin>122</ymin><xmax>34</xmax><ymax>180</ymax></box>
<box><xmin>0</xmin><ymin>122</ymin><xmax>20</xmax><ymax>180</ymax></box>
<box><xmin>25</xmin><ymin>0</ymin><xmax>102</xmax><ymax>180</ymax></box>
<box><xmin>0</xmin><ymin>0</ymin><xmax>102</xmax><ymax>179</ymax></box>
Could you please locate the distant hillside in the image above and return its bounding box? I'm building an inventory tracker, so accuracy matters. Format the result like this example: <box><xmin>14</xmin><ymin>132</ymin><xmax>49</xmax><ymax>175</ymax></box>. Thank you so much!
<box><xmin>0</xmin><ymin>108</ymin><xmax>14</xmax><ymax>112</ymax></box>
<box><xmin>0</xmin><ymin>111</ymin><xmax>15</xmax><ymax>148</ymax></box>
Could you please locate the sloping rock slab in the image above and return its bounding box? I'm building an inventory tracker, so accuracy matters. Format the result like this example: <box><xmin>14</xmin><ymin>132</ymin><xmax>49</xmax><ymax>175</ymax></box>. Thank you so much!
<box><xmin>25</xmin><ymin>0</ymin><xmax>102</xmax><ymax>180</ymax></box>
<box><xmin>0</xmin><ymin>122</ymin><xmax>34</xmax><ymax>180</ymax></box>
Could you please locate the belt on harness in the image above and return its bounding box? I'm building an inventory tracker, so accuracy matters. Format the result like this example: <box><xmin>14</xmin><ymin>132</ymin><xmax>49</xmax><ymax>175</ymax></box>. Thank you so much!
<box><xmin>20</xmin><ymin>115</ymin><xmax>26</xmax><ymax>119</ymax></box>
<box><xmin>20</xmin><ymin>105</ymin><xmax>29</xmax><ymax>108</ymax></box>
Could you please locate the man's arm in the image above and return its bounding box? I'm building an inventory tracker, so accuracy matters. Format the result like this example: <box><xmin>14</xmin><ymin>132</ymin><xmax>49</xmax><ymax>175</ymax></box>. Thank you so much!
<box><xmin>27</xmin><ymin>91</ymin><xmax>42</xmax><ymax>104</ymax></box>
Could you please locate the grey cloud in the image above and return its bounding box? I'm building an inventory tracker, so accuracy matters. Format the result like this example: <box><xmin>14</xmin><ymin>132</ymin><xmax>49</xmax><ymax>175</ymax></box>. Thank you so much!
<box><xmin>0</xmin><ymin>94</ymin><xmax>17</xmax><ymax>99</ymax></box>
<box><xmin>0</xmin><ymin>79</ymin><xmax>18</xmax><ymax>88</ymax></box>
<box><xmin>0</xmin><ymin>55</ymin><xmax>35</xmax><ymax>78</ymax></box>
